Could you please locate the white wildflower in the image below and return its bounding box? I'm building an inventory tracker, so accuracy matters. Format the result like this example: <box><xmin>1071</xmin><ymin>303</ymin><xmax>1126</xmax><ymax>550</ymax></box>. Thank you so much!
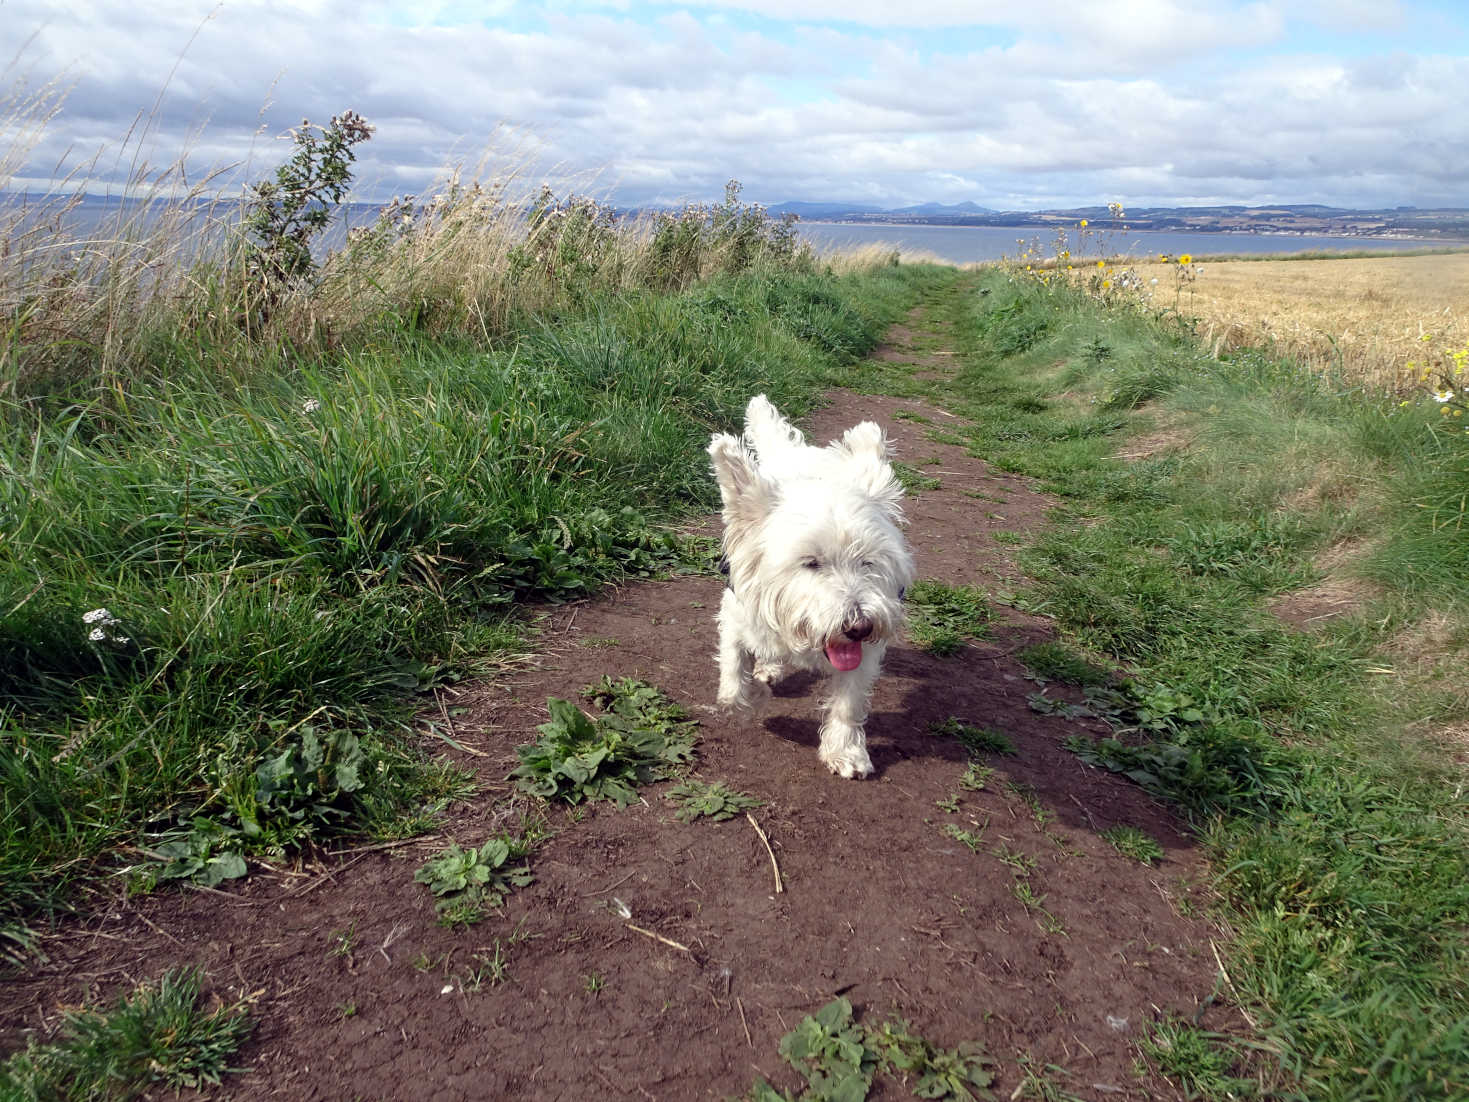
<box><xmin>302</xmin><ymin>398</ymin><xmax>322</xmax><ymax>414</ymax></box>
<box><xmin>82</xmin><ymin>607</ymin><xmax>129</xmax><ymax>644</ymax></box>
<box><xmin>1433</xmin><ymin>389</ymin><xmax>1454</xmax><ymax>403</ymax></box>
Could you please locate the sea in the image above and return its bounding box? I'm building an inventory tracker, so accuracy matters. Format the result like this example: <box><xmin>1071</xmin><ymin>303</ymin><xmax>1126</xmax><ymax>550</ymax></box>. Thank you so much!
<box><xmin>794</xmin><ymin>220</ymin><xmax>1461</xmax><ymax>265</ymax></box>
<box><xmin>7</xmin><ymin>194</ymin><xmax>1461</xmax><ymax>266</ymax></box>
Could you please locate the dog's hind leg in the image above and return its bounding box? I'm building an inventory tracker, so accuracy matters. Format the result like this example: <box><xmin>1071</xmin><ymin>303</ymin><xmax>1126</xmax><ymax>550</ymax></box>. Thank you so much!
<box><xmin>716</xmin><ymin>590</ymin><xmax>771</xmax><ymax>714</ymax></box>
<box><xmin>818</xmin><ymin>652</ymin><xmax>883</xmax><ymax>778</ymax></box>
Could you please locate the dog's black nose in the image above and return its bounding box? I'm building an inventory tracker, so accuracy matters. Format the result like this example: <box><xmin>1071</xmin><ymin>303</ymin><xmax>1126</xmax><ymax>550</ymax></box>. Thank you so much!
<box><xmin>844</xmin><ymin>617</ymin><xmax>874</xmax><ymax>642</ymax></box>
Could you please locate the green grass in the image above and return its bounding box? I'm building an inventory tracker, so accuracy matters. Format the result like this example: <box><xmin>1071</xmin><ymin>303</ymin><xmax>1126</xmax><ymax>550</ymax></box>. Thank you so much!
<box><xmin>1016</xmin><ymin>641</ymin><xmax>1114</xmax><ymax>687</ymax></box>
<box><xmin>0</xmin><ymin>968</ymin><xmax>251</xmax><ymax>1097</ymax></box>
<box><xmin>905</xmin><ymin>580</ymin><xmax>991</xmax><ymax>655</ymax></box>
<box><xmin>924</xmin><ymin>268</ymin><xmax>1469</xmax><ymax>1100</ymax></box>
<box><xmin>892</xmin><ymin>461</ymin><xmax>942</xmax><ymax>494</ymax></box>
<box><xmin>1099</xmin><ymin>825</ymin><xmax>1165</xmax><ymax>865</ymax></box>
<box><xmin>0</xmin><ymin>261</ymin><xmax>938</xmax><ymax>926</ymax></box>
<box><xmin>929</xmin><ymin>717</ymin><xmax>1017</xmax><ymax>758</ymax></box>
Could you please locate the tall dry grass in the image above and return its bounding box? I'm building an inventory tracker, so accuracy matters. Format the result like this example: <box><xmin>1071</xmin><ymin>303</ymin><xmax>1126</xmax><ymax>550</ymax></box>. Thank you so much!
<box><xmin>1</xmin><ymin>89</ymin><xmax>853</xmax><ymax>404</ymax></box>
<box><xmin>1129</xmin><ymin>252</ymin><xmax>1469</xmax><ymax>391</ymax></box>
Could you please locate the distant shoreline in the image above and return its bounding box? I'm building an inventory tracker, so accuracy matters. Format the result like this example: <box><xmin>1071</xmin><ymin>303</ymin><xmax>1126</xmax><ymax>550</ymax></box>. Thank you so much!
<box><xmin>795</xmin><ymin>220</ymin><xmax>1469</xmax><ymax>266</ymax></box>
<box><xmin>798</xmin><ymin>220</ymin><xmax>1469</xmax><ymax>246</ymax></box>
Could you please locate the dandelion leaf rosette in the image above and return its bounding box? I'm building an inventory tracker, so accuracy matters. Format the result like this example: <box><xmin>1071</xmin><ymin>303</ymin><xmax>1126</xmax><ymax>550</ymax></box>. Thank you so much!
<box><xmin>778</xmin><ymin>998</ymin><xmax>878</xmax><ymax>1102</ymax></box>
<box><xmin>510</xmin><ymin>683</ymin><xmax>697</xmax><ymax>805</ymax></box>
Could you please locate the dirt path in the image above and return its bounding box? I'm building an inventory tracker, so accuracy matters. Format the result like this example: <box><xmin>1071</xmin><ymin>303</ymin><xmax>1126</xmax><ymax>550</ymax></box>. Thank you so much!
<box><xmin>1</xmin><ymin>298</ymin><xmax>1235</xmax><ymax>1100</ymax></box>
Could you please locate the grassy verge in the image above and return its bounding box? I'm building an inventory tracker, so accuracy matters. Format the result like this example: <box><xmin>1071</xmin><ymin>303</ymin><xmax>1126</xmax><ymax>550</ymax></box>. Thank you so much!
<box><xmin>881</xmin><ymin>269</ymin><xmax>1467</xmax><ymax>1099</ymax></box>
<box><xmin>0</xmin><ymin>247</ymin><xmax>938</xmax><ymax>930</ymax></box>
<box><xmin>0</xmin><ymin>967</ymin><xmax>251</xmax><ymax>1096</ymax></box>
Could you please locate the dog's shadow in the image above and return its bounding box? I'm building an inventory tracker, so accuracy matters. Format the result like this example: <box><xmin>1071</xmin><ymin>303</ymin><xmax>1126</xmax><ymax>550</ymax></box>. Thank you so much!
<box><xmin>755</xmin><ymin>643</ymin><xmax>1027</xmax><ymax>773</ymax></box>
<box><xmin>760</xmin><ymin>670</ymin><xmax>824</xmax><ymax>748</ymax></box>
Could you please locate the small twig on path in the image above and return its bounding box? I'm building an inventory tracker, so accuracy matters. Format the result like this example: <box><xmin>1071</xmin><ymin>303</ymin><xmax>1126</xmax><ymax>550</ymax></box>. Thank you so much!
<box><xmin>625</xmin><ymin>923</ymin><xmax>692</xmax><ymax>954</ymax></box>
<box><xmin>333</xmin><ymin>836</ymin><xmax>440</xmax><ymax>857</ymax></box>
<box><xmin>133</xmin><ymin>911</ymin><xmax>186</xmax><ymax>949</ymax></box>
<box><xmin>435</xmin><ymin>691</ymin><xmax>486</xmax><ymax>757</ymax></box>
<box><xmin>582</xmin><ymin>870</ymin><xmax>638</xmax><ymax>897</ymax></box>
<box><xmin>287</xmin><ymin>852</ymin><xmax>370</xmax><ymax>897</ymax></box>
<box><xmin>746</xmin><ymin>812</ymin><xmax>784</xmax><ymax>894</ymax></box>
<box><xmin>1068</xmin><ymin>793</ymin><xmax>1101</xmax><ymax>832</ymax></box>
<box><xmin>737</xmin><ymin>996</ymin><xmax>753</xmax><ymax>1047</ymax></box>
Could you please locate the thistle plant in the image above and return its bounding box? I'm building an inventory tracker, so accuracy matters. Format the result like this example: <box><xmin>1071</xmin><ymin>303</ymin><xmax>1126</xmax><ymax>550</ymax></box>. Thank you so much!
<box><xmin>243</xmin><ymin>111</ymin><xmax>374</xmax><ymax>287</ymax></box>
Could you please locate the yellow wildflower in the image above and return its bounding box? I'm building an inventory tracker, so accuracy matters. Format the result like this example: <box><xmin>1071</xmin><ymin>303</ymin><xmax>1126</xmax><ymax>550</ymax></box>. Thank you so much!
<box><xmin>1179</xmin><ymin>253</ymin><xmax>1193</xmax><ymax>265</ymax></box>
<box><xmin>1096</xmin><ymin>260</ymin><xmax>1105</xmax><ymax>269</ymax></box>
<box><xmin>1079</xmin><ymin>219</ymin><xmax>1088</xmax><ymax>228</ymax></box>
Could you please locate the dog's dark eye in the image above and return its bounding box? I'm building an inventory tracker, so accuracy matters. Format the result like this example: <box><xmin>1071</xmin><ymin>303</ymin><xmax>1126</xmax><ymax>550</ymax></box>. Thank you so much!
<box><xmin>802</xmin><ymin>558</ymin><xmax>820</xmax><ymax>570</ymax></box>
<box><xmin>860</xmin><ymin>559</ymin><xmax>874</xmax><ymax>569</ymax></box>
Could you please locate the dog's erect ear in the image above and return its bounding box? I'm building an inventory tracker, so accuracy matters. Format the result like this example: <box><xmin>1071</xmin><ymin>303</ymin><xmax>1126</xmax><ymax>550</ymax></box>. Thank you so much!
<box><xmin>708</xmin><ymin>433</ymin><xmax>776</xmax><ymax>531</ymax></box>
<box><xmin>743</xmin><ymin>394</ymin><xmax>806</xmax><ymax>457</ymax></box>
<box><xmin>830</xmin><ymin>423</ymin><xmax>906</xmax><ymax>521</ymax></box>
<box><xmin>835</xmin><ymin>421</ymin><xmax>889</xmax><ymax>460</ymax></box>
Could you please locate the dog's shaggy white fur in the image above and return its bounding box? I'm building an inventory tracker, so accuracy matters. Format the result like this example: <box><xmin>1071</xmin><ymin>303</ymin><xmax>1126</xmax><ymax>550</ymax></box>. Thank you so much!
<box><xmin>708</xmin><ymin>395</ymin><xmax>916</xmax><ymax>778</ymax></box>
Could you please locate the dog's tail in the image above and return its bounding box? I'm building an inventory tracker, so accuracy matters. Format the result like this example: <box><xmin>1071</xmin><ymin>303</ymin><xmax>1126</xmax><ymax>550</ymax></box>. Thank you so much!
<box><xmin>741</xmin><ymin>394</ymin><xmax>805</xmax><ymax>464</ymax></box>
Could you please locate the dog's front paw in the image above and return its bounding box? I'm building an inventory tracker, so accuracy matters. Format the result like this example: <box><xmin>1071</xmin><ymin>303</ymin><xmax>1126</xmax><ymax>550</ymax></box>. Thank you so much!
<box><xmin>753</xmin><ymin>660</ymin><xmax>786</xmax><ymax>685</ymax></box>
<box><xmin>718</xmin><ymin>677</ymin><xmax>772</xmax><ymax>717</ymax></box>
<box><xmin>820</xmin><ymin>744</ymin><xmax>874</xmax><ymax>779</ymax></box>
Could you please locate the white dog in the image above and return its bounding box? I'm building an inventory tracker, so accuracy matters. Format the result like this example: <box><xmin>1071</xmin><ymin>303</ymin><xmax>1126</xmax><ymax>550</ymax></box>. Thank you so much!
<box><xmin>708</xmin><ymin>395</ymin><xmax>916</xmax><ymax>778</ymax></box>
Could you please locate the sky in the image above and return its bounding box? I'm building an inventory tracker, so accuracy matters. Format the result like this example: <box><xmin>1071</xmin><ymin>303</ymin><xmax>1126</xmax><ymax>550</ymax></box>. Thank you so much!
<box><xmin>5</xmin><ymin>0</ymin><xmax>1468</xmax><ymax>211</ymax></box>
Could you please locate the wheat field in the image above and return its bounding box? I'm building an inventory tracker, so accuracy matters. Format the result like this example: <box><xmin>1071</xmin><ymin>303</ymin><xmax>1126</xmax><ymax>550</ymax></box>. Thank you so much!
<box><xmin>1127</xmin><ymin>250</ymin><xmax>1469</xmax><ymax>390</ymax></box>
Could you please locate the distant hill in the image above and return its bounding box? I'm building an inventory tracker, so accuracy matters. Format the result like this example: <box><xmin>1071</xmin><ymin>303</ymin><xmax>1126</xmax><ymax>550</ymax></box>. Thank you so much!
<box><xmin>771</xmin><ymin>199</ymin><xmax>997</xmax><ymax>221</ymax></box>
<box><xmin>766</xmin><ymin>200</ymin><xmax>879</xmax><ymax>220</ymax></box>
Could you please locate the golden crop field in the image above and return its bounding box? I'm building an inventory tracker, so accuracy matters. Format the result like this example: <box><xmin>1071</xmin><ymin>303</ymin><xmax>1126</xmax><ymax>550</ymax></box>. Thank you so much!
<box><xmin>1125</xmin><ymin>250</ymin><xmax>1469</xmax><ymax>391</ymax></box>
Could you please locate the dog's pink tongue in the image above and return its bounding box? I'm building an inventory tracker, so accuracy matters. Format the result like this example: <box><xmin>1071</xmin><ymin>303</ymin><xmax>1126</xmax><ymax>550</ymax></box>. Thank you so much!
<box><xmin>825</xmin><ymin>639</ymin><xmax>864</xmax><ymax>671</ymax></box>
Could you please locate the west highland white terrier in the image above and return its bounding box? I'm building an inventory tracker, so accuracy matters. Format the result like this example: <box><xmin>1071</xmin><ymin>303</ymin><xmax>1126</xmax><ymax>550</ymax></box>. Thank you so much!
<box><xmin>708</xmin><ymin>395</ymin><xmax>916</xmax><ymax>778</ymax></box>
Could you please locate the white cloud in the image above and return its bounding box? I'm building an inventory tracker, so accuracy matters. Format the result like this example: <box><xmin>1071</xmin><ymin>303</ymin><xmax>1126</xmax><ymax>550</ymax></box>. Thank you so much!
<box><xmin>3</xmin><ymin>0</ymin><xmax>1467</xmax><ymax>210</ymax></box>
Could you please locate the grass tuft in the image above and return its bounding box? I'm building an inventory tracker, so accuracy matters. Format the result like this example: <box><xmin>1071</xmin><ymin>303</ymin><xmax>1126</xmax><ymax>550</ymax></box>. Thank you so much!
<box><xmin>0</xmin><ymin>968</ymin><xmax>251</xmax><ymax>1097</ymax></box>
<box><xmin>905</xmin><ymin>580</ymin><xmax>991</xmax><ymax>655</ymax></box>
